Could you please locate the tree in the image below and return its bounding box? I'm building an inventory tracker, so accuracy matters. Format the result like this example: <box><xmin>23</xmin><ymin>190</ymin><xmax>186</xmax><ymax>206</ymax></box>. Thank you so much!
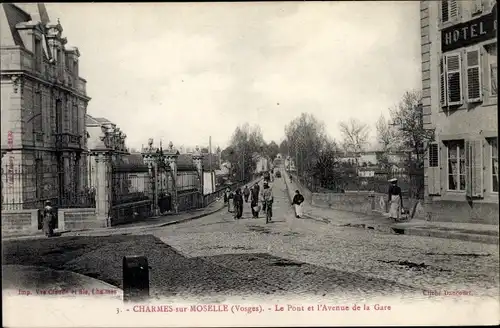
<box><xmin>389</xmin><ymin>90</ymin><xmax>434</xmax><ymax>168</ymax></box>
<box><xmin>265</xmin><ymin>141</ymin><xmax>280</xmax><ymax>161</ymax></box>
<box><xmin>376</xmin><ymin>114</ymin><xmax>400</xmax><ymax>152</ymax></box>
<box><xmin>338</xmin><ymin>118</ymin><xmax>370</xmax><ymax>166</ymax></box>
<box><xmin>312</xmin><ymin>139</ymin><xmax>343</xmax><ymax>190</ymax></box>
<box><xmin>224</xmin><ymin>123</ymin><xmax>266</xmax><ymax>182</ymax></box>
<box><xmin>279</xmin><ymin>140</ymin><xmax>288</xmax><ymax>156</ymax></box>
<box><xmin>285</xmin><ymin>113</ymin><xmax>327</xmax><ymax>179</ymax></box>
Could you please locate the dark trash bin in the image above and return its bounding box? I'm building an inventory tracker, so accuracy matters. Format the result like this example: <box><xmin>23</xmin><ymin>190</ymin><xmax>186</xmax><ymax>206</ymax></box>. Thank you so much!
<box><xmin>123</xmin><ymin>256</ymin><xmax>150</xmax><ymax>302</ymax></box>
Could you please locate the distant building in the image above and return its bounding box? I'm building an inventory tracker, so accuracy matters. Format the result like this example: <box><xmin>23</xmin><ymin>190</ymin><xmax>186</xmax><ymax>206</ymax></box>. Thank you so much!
<box><xmin>1</xmin><ymin>3</ymin><xmax>90</xmax><ymax>209</ymax></box>
<box><xmin>85</xmin><ymin>114</ymin><xmax>128</xmax><ymax>189</ymax></box>
<box><xmin>253</xmin><ymin>153</ymin><xmax>269</xmax><ymax>173</ymax></box>
<box><xmin>421</xmin><ymin>0</ymin><xmax>498</xmax><ymax>224</ymax></box>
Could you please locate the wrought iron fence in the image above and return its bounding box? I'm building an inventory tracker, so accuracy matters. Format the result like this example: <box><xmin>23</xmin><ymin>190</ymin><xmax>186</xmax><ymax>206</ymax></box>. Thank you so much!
<box><xmin>203</xmin><ymin>182</ymin><xmax>238</xmax><ymax>206</ymax></box>
<box><xmin>2</xmin><ymin>162</ymin><xmax>95</xmax><ymax>211</ymax></box>
<box><xmin>177</xmin><ymin>190</ymin><xmax>202</xmax><ymax>212</ymax></box>
<box><xmin>176</xmin><ymin>171</ymin><xmax>201</xmax><ymax>191</ymax></box>
<box><xmin>111</xmin><ymin>165</ymin><xmax>150</xmax><ymax>206</ymax></box>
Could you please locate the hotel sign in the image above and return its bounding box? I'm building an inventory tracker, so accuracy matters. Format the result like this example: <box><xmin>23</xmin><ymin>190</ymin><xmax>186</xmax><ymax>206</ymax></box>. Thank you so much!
<box><xmin>441</xmin><ymin>3</ymin><xmax>497</xmax><ymax>53</ymax></box>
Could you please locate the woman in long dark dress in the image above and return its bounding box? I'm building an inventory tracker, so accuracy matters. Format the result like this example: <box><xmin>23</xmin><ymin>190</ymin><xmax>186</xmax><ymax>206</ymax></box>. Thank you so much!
<box><xmin>43</xmin><ymin>200</ymin><xmax>55</xmax><ymax>237</ymax></box>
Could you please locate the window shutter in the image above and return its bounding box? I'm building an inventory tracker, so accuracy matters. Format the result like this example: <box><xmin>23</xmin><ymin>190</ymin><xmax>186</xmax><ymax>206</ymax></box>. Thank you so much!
<box><xmin>471</xmin><ymin>139</ymin><xmax>484</xmax><ymax>198</ymax></box>
<box><xmin>449</xmin><ymin>0</ymin><xmax>458</xmax><ymax>19</ymax></box>
<box><xmin>428</xmin><ymin>143</ymin><xmax>441</xmax><ymax>195</ymax></box>
<box><xmin>466</xmin><ymin>47</ymin><xmax>482</xmax><ymax>103</ymax></box>
<box><xmin>465</xmin><ymin>140</ymin><xmax>472</xmax><ymax>197</ymax></box>
<box><xmin>440</xmin><ymin>56</ymin><xmax>448</xmax><ymax>107</ymax></box>
<box><xmin>441</xmin><ymin>1</ymin><xmax>450</xmax><ymax>23</ymax></box>
<box><xmin>445</xmin><ymin>53</ymin><xmax>463</xmax><ymax>106</ymax></box>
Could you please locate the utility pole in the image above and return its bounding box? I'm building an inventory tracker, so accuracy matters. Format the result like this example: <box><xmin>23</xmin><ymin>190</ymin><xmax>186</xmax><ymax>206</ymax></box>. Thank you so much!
<box><xmin>209</xmin><ymin>136</ymin><xmax>213</xmax><ymax>193</ymax></box>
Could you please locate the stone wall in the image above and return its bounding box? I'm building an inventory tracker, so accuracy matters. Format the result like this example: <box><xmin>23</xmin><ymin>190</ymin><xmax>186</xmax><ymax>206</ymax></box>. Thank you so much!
<box><xmin>1</xmin><ymin>209</ymin><xmax>38</xmax><ymax>236</ymax></box>
<box><xmin>58</xmin><ymin>208</ymin><xmax>101</xmax><ymax>231</ymax></box>
<box><xmin>311</xmin><ymin>191</ymin><xmax>426</xmax><ymax>220</ymax></box>
<box><xmin>425</xmin><ymin>201</ymin><xmax>498</xmax><ymax>225</ymax></box>
<box><xmin>109</xmin><ymin>199</ymin><xmax>152</xmax><ymax>226</ymax></box>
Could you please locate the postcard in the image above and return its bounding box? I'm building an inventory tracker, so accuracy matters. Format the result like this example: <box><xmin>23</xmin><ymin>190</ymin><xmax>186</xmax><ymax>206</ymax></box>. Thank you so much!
<box><xmin>1</xmin><ymin>1</ymin><xmax>499</xmax><ymax>327</ymax></box>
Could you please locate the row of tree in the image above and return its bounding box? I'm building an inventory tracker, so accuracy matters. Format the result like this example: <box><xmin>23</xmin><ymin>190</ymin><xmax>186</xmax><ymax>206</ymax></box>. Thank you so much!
<box><xmin>221</xmin><ymin>89</ymin><xmax>433</xmax><ymax>189</ymax></box>
<box><xmin>221</xmin><ymin>123</ymin><xmax>282</xmax><ymax>183</ymax></box>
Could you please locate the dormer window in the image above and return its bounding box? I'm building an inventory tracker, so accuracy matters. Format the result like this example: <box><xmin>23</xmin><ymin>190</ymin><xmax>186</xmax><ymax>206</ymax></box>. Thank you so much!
<box><xmin>34</xmin><ymin>38</ymin><xmax>42</xmax><ymax>71</ymax></box>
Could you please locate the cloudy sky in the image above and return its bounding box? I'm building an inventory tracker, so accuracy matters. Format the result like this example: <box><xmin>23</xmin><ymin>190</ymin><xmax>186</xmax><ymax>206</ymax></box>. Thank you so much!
<box><xmin>46</xmin><ymin>2</ymin><xmax>421</xmax><ymax>150</ymax></box>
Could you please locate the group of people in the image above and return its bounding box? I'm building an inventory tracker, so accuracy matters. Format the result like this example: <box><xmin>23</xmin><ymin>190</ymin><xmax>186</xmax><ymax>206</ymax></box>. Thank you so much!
<box><xmin>224</xmin><ymin>180</ymin><xmax>275</xmax><ymax>220</ymax></box>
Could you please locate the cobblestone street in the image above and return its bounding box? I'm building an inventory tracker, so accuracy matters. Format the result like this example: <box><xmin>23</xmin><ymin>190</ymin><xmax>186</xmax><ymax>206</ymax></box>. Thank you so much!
<box><xmin>152</xmin><ymin>177</ymin><xmax>500</xmax><ymax>300</ymax></box>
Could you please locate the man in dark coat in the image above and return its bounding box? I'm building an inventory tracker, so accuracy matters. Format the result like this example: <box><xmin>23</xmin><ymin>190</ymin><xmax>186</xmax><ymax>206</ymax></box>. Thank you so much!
<box><xmin>250</xmin><ymin>184</ymin><xmax>260</xmax><ymax>218</ymax></box>
<box><xmin>233</xmin><ymin>188</ymin><xmax>244</xmax><ymax>219</ymax></box>
<box><xmin>243</xmin><ymin>186</ymin><xmax>250</xmax><ymax>203</ymax></box>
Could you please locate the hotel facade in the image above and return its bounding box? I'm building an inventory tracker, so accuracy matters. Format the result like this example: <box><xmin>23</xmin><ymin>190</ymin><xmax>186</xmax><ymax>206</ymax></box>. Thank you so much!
<box><xmin>421</xmin><ymin>0</ymin><xmax>498</xmax><ymax>224</ymax></box>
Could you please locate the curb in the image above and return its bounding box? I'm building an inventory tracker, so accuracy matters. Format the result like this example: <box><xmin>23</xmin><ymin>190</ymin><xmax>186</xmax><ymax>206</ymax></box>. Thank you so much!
<box><xmin>3</xmin><ymin>179</ymin><xmax>263</xmax><ymax>241</ymax></box>
<box><xmin>283</xmin><ymin>170</ymin><xmax>499</xmax><ymax>245</ymax></box>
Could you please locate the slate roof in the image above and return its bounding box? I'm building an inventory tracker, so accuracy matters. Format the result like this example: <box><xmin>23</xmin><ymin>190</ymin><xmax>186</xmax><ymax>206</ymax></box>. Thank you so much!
<box><xmin>1</xmin><ymin>3</ymin><xmax>31</xmax><ymax>47</ymax></box>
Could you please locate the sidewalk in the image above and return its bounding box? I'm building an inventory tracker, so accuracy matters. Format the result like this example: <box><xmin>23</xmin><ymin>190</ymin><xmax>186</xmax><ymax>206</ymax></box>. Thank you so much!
<box><xmin>3</xmin><ymin>178</ymin><xmax>263</xmax><ymax>241</ymax></box>
<box><xmin>283</xmin><ymin>172</ymin><xmax>499</xmax><ymax>245</ymax></box>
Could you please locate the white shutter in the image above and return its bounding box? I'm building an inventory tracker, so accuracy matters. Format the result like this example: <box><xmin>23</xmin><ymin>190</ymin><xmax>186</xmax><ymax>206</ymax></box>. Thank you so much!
<box><xmin>428</xmin><ymin>143</ymin><xmax>441</xmax><ymax>195</ymax></box>
<box><xmin>449</xmin><ymin>0</ymin><xmax>458</xmax><ymax>19</ymax></box>
<box><xmin>466</xmin><ymin>47</ymin><xmax>482</xmax><ymax>103</ymax></box>
<box><xmin>440</xmin><ymin>56</ymin><xmax>448</xmax><ymax>107</ymax></box>
<box><xmin>465</xmin><ymin>140</ymin><xmax>472</xmax><ymax>197</ymax></box>
<box><xmin>465</xmin><ymin>139</ymin><xmax>484</xmax><ymax>198</ymax></box>
<box><xmin>471</xmin><ymin>139</ymin><xmax>484</xmax><ymax>197</ymax></box>
<box><xmin>445</xmin><ymin>53</ymin><xmax>463</xmax><ymax>106</ymax></box>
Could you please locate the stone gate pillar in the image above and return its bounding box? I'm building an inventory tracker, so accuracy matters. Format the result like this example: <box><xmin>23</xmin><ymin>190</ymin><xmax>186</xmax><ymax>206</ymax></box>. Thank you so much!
<box><xmin>142</xmin><ymin>149</ymin><xmax>159</xmax><ymax>217</ymax></box>
<box><xmin>165</xmin><ymin>142</ymin><xmax>179</xmax><ymax>213</ymax></box>
<box><xmin>192</xmin><ymin>146</ymin><xmax>204</xmax><ymax>207</ymax></box>
<box><xmin>94</xmin><ymin>151</ymin><xmax>112</xmax><ymax>227</ymax></box>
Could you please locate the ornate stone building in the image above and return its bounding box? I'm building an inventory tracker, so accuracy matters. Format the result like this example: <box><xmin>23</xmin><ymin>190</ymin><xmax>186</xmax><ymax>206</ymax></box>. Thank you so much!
<box><xmin>1</xmin><ymin>3</ymin><xmax>91</xmax><ymax>210</ymax></box>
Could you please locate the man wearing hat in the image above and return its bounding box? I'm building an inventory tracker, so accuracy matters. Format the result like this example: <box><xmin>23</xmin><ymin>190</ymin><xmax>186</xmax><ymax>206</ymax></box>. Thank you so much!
<box><xmin>387</xmin><ymin>178</ymin><xmax>403</xmax><ymax>221</ymax></box>
<box><xmin>261</xmin><ymin>180</ymin><xmax>274</xmax><ymax>221</ymax></box>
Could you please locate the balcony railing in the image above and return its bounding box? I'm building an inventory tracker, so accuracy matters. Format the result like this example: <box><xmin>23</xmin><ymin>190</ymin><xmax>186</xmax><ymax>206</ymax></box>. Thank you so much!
<box><xmin>54</xmin><ymin>133</ymin><xmax>83</xmax><ymax>150</ymax></box>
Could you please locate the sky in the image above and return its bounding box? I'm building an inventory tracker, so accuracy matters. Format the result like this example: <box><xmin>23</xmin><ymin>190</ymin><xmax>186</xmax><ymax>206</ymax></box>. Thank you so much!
<box><xmin>46</xmin><ymin>1</ymin><xmax>422</xmax><ymax>151</ymax></box>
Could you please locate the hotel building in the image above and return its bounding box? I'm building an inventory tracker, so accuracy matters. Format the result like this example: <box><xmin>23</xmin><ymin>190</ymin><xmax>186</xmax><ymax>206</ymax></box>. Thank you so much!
<box><xmin>421</xmin><ymin>0</ymin><xmax>497</xmax><ymax>224</ymax></box>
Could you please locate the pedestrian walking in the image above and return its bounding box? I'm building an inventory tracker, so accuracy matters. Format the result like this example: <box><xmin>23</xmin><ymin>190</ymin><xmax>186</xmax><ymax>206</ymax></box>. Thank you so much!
<box><xmin>261</xmin><ymin>181</ymin><xmax>274</xmax><ymax>221</ymax></box>
<box><xmin>228</xmin><ymin>190</ymin><xmax>234</xmax><ymax>213</ymax></box>
<box><xmin>243</xmin><ymin>185</ymin><xmax>250</xmax><ymax>203</ymax></box>
<box><xmin>224</xmin><ymin>187</ymin><xmax>230</xmax><ymax>205</ymax></box>
<box><xmin>292</xmin><ymin>190</ymin><xmax>305</xmax><ymax>218</ymax></box>
<box><xmin>42</xmin><ymin>200</ymin><xmax>55</xmax><ymax>237</ymax></box>
<box><xmin>233</xmin><ymin>188</ymin><xmax>244</xmax><ymax>219</ymax></box>
<box><xmin>250</xmin><ymin>184</ymin><xmax>260</xmax><ymax>218</ymax></box>
<box><xmin>387</xmin><ymin>178</ymin><xmax>403</xmax><ymax>221</ymax></box>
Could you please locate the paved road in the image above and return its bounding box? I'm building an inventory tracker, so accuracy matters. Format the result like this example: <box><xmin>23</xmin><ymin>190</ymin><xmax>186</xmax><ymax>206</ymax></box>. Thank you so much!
<box><xmin>152</xmin><ymin>177</ymin><xmax>499</xmax><ymax>301</ymax></box>
<box><xmin>3</xmin><ymin>177</ymin><xmax>498</xmax><ymax>303</ymax></box>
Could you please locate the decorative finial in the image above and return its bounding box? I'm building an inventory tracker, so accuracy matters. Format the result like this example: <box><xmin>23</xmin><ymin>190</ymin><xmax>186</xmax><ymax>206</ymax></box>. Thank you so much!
<box><xmin>169</xmin><ymin>141</ymin><xmax>173</xmax><ymax>150</ymax></box>
<box><xmin>195</xmin><ymin>145</ymin><xmax>200</xmax><ymax>153</ymax></box>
